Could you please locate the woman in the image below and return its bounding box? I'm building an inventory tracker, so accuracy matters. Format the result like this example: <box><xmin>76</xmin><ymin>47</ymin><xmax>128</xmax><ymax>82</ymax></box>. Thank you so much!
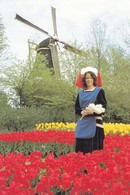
<box><xmin>75</xmin><ymin>67</ymin><xmax>107</xmax><ymax>154</ymax></box>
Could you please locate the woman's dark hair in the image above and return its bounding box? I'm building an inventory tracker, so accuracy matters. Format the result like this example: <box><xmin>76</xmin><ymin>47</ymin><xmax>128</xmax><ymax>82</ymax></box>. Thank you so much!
<box><xmin>82</xmin><ymin>71</ymin><xmax>97</xmax><ymax>88</ymax></box>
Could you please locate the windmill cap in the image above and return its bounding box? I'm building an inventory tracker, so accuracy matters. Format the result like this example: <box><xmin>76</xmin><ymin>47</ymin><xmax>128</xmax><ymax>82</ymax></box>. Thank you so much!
<box><xmin>81</xmin><ymin>66</ymin><xmax>98</xmax><ymax>76</ymax></box>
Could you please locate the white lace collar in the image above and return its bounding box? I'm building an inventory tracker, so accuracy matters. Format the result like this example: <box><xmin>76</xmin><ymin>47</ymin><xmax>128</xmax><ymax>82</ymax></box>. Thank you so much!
<box><xmin>84</xmin><ymin>87</ymin><xmax>96</xmax><ymax>92</ymax></box>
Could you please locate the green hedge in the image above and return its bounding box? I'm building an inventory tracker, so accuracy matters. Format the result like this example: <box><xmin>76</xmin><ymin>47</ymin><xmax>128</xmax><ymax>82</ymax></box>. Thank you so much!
<box><xmin>103</xmin><ymin>103</ymin><xmax>130</xmax><ymax>124</ymax></box>
<box><xmin>0</xmin><ymin>104</ymin><xmax>129</xmax><ymax>132</ymax></box>
<box><xmin>0</xmin><ymin>106</ymin><xmax>75</xmax><ymax>132</ymax></box>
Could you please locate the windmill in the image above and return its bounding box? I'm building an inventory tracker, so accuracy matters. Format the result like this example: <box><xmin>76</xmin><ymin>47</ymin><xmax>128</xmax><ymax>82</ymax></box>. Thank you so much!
<box><xmin>15</xmin><ymin>7</ymin><xmax>83</xmax><ymax>77</ymax></box>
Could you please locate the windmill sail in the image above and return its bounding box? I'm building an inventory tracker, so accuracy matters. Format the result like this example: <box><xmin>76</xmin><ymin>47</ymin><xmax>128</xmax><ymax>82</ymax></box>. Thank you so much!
<box><xmin>51</xmin><ymin>6</ymin><xmax>58</xmax><ymax>36</ymax></box>
<box><xmin>15</xmin><ymin>14</ymin><xmax>49</xmax><ymax>35</ymax></box>
<box><xmin>15</xmin><ymin>8</ymin><xmax>85</xmax><ymax>77</ymax></box>
<box><xmin>15</xmin><ymin>13</ymin><xmax>83</xmax><ymax>55</ymax></box>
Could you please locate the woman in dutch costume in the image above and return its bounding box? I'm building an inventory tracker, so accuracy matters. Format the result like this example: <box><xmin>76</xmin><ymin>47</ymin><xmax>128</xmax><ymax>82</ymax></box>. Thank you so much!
<box><xmin>75</xmin><ymin>67</ymin><xmax>107</xmax><ymax>154</ymax></box>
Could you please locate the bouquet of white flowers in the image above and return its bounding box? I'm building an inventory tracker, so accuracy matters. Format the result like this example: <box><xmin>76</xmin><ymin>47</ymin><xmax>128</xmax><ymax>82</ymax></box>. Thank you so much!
<box><xmin>80</xmin><ymin>103</ymin><xmax>105</xmax><ymax>120</ymax></box>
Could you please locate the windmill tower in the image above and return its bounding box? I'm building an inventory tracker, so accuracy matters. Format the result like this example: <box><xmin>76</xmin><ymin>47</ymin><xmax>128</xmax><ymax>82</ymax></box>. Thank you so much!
<box><xmin>15</xmin><ymin>7</ymin><xmax>83</xmax><ymax>77</ymax></box>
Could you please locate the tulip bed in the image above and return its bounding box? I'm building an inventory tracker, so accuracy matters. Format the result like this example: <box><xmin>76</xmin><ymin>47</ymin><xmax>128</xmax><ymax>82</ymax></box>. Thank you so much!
<box><xmin>36</xmin><ymin>122</ymin><xmax>130</xmax><ymax>135</ymax></box>
<box><xmin>0</xmin><ymin>123</ymin><xmax>130</xmax><ymax>194</ymax></box>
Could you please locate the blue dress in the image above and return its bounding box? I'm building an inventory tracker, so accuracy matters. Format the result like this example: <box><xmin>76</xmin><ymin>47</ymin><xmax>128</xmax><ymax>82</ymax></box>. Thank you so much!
<box><xmin>75</xmin><ymin>87</ymin><xmax>107</xmax><ymax>154</ymax></box>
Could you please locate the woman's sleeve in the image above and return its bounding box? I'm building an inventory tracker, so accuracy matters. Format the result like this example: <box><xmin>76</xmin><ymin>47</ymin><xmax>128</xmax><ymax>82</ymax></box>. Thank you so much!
<box><xmin>75</xmin><ymin>94</ymin><xmax>82</xmax><ymax>116</ymax></box>
<box><xmin>93</xmin><ymin>88</ymin><xmax>107</xmax><ymax>116</ymax></box>
<box><xmin>95</xmin><ymin>89</ymin><xmax>107</xmax><ymax>109</ymax></box>
<box><xmin>95</xmin><ymin>88</ymin><xmax>107</xmax><ymax>109</ymax></box>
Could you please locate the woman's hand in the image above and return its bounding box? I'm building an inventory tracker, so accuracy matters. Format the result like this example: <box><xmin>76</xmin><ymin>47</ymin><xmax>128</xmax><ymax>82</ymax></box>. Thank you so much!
<box><xmin>81</xmin><ymin>110</ymin><xmax>87</xmax><ymax>116</ymax></box>
<box><xmin>81</xmin><ymin>108</ymin><xmax>94</xmax><ymax>116</ymax></box>
<box><xmin>86</xmin><ymin>107</ymin><xmax>94</xmax><ymax>115</ymax></box>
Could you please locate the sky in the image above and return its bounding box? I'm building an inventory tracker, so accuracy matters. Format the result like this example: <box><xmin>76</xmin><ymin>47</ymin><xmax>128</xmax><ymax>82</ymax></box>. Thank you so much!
<box><xmin>1</xmin><ymin>0</ymin><xmax>130</xmax><ymax>60</ymax></box>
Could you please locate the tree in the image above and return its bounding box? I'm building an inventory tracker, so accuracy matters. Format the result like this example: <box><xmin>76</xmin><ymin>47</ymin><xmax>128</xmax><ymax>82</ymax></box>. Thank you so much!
<box><xmin>85</xmin><ymin>17</ymin><xmax>109</xmax><ymax>71</ymax></box>
<box><xmin>0</xmin><ymin>59</ymin><xmax>31</xmax><ymax>107</ymax></box>
<box><xmin>101</xmin><ymin>47</ymin><xmax>130</xmax><ymax>123</ymax></box>
<box><xmin>21</xmin><ymin>54</ymin><xmax>76</xmax><ymax>121</ymax></box>
<box><xmin>0</xmin><ymin>16</ymin><xmax>7</xmax><ymax>57</ymax></box>
<box><xmin>0</xmin><ymin>90</ymin><xmax>9</xmax><ymax>108</ymax></box>
<box><xmin>119</xmin><ymin>19</ymin><xmax>130</xmax><ymax>50</ymax></box>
